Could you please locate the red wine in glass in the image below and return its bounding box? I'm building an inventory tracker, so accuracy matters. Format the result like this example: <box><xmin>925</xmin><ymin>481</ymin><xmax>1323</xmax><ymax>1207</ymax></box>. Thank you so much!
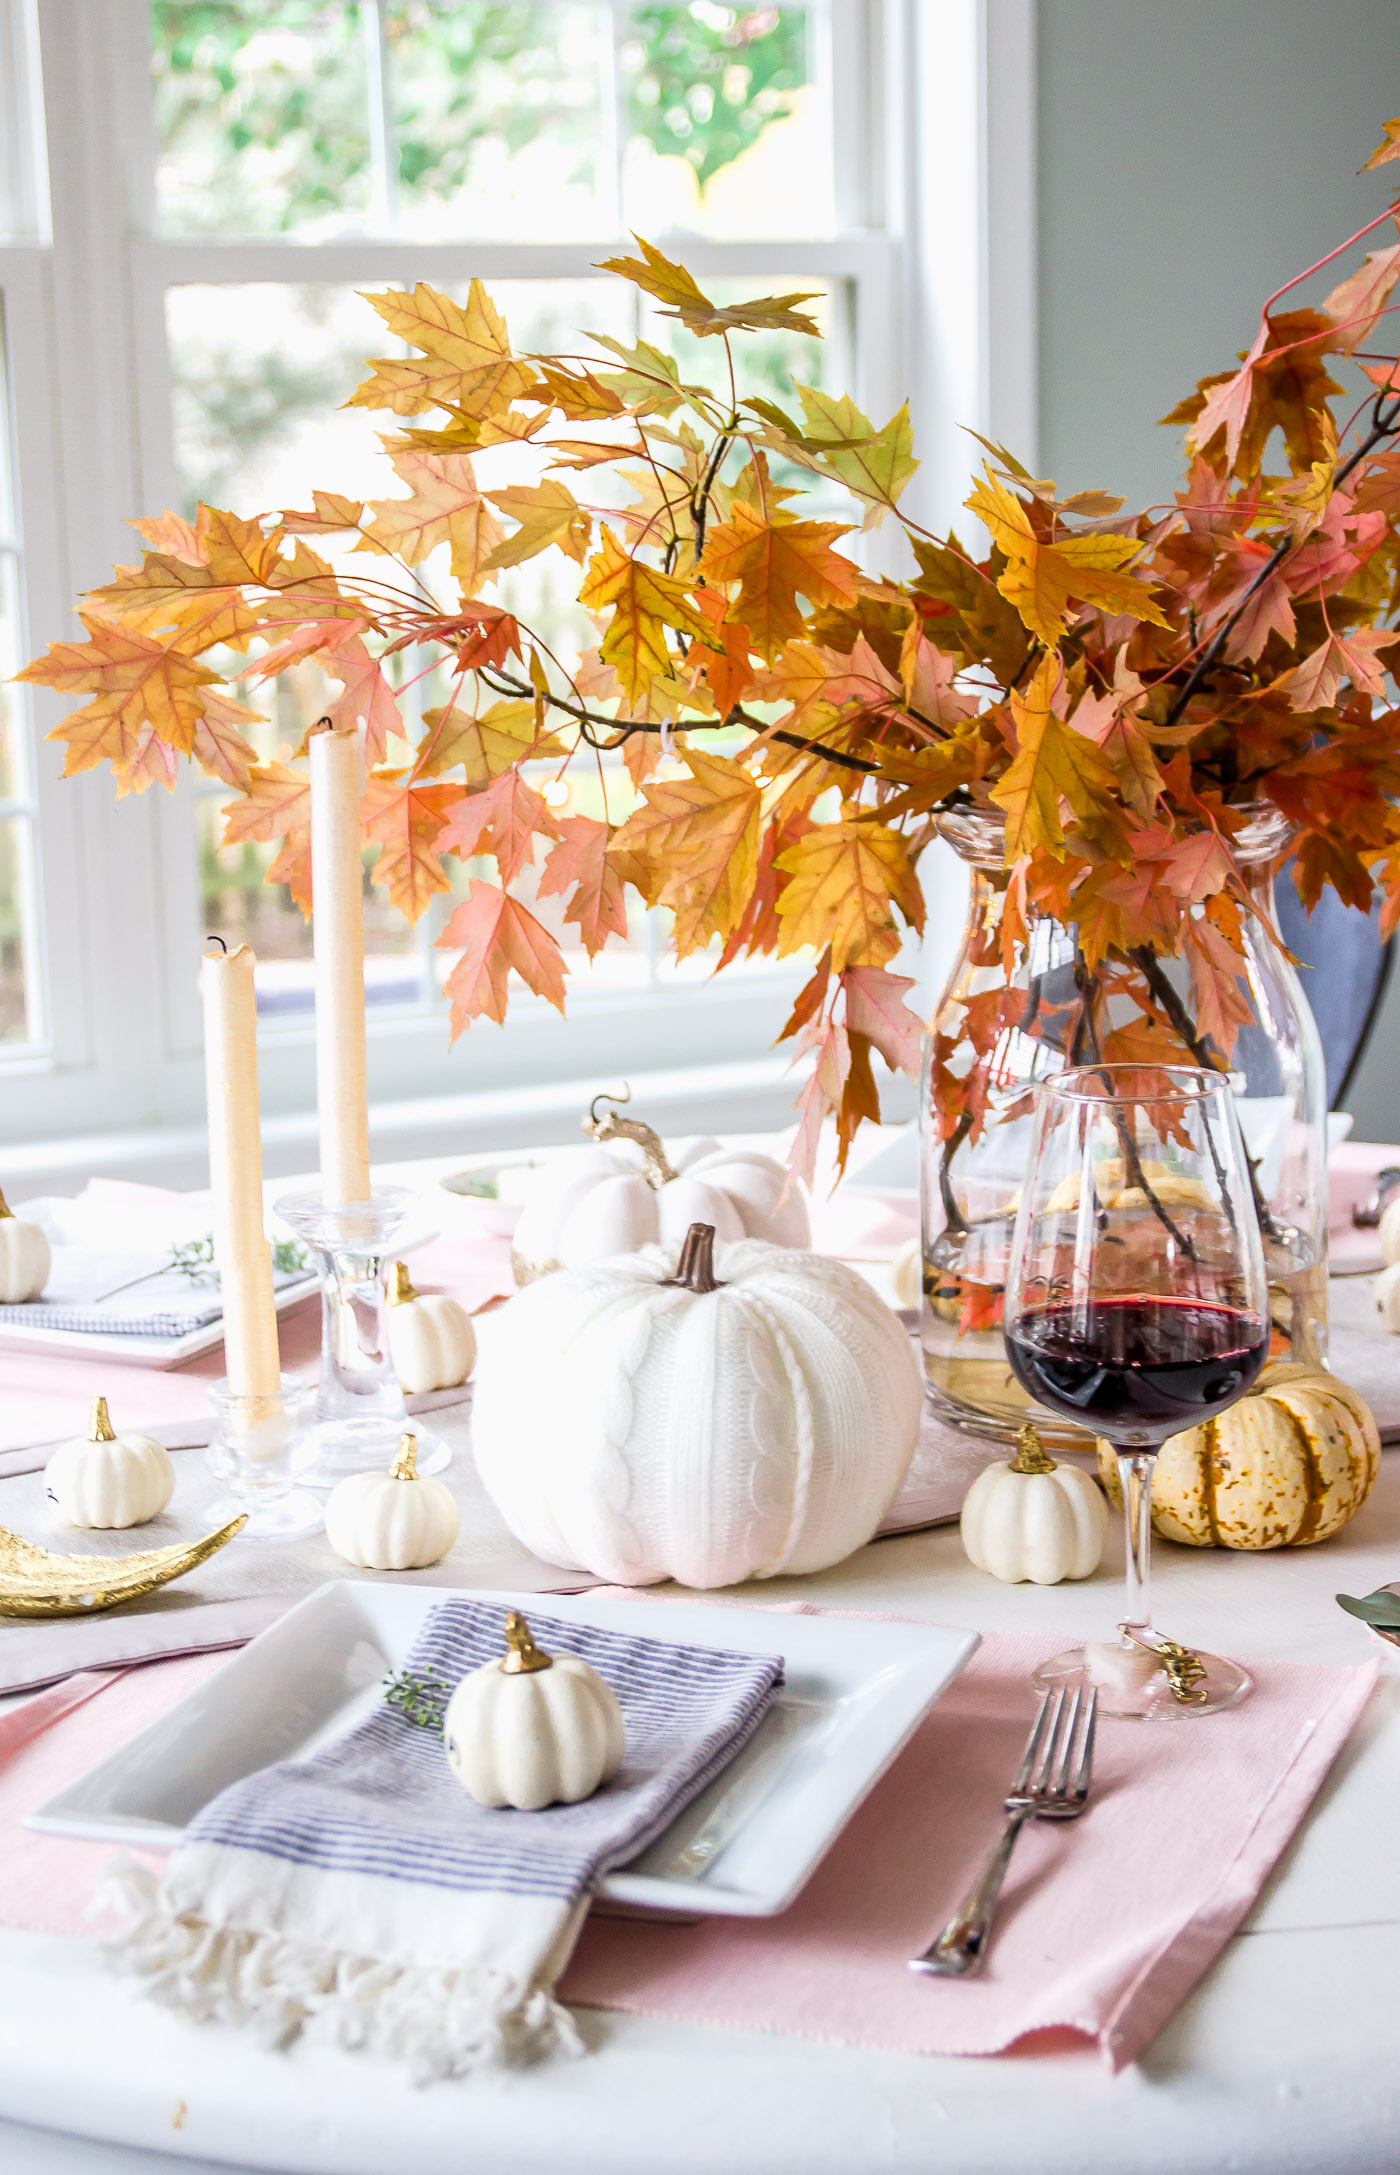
<box><xmin>1004</xmin><ymin>1296</ymin><xmax>1270</xmax><ymax>1444</ymax></box>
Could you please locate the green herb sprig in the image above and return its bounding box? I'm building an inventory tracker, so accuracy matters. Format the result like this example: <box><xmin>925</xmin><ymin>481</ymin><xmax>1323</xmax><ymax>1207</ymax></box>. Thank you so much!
<box><xmin>383</xmin><ymin>1668</ymin><xmax>452</xmax><ymax>1734</ymax></box>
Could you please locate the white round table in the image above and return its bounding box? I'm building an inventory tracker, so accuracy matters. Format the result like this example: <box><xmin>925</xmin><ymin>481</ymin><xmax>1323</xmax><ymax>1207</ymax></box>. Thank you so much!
<box><xmin>1</xmin><ymin>1454</ymin><xmax>1398</xmax><ymax>2174</ymax></box>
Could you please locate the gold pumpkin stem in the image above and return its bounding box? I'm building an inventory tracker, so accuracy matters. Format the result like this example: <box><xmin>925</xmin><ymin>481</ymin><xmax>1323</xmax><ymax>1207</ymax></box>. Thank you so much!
<box><xmin>388</xmin><ymin>1261</ymin><xmax>418</xmax><ymax>1307</ymax></box>
<box><xmin>1011</xmin><ymin>1423</ymin><xmax>1057</xmax><ymax>1475</ymax></box>
<box><xmin>0</xmin><ymin>1186</ymin><xmax>11</xmax><ymax>1220</ymax></box>
<box><xmin>89</xmin><ymin>1397</ymin><xmax>116</xmax><ymax>1443</ymax></box>
<box><xmin>389</xmin><ymin>1433</ymin><xmax>419</xmax><ymax>1480</ymax></box>
<box><xmin>500</xmin><ymin>1609</ymin><xmax>553</xmax><ymax>1674</ymax></box>
<box><xmin>583</xmin><ymin>1087</ymin><xmax>678</xmax><ymax>1191</ymax></box>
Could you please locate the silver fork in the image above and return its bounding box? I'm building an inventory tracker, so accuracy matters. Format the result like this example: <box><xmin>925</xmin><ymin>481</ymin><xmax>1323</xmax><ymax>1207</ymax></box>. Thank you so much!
<box><xmin>908</xmin><ymin>1683</ymin><xmax>1098</xmax><ymax>1978</ymax></box>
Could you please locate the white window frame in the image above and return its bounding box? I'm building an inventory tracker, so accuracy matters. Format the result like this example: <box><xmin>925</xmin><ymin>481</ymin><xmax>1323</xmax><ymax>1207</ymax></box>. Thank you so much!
<box><xmin>1</xmin><ymin>0</ymin><xmax>1036</xmax><ymax>1171</ymax></box>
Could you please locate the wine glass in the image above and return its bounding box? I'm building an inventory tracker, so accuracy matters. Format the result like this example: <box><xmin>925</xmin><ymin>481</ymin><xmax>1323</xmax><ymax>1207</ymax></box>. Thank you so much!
<box><xmin>1003</xmin><ymin>1064</ymin><xmax>1270</xmax><ymax>1718</ymax></box>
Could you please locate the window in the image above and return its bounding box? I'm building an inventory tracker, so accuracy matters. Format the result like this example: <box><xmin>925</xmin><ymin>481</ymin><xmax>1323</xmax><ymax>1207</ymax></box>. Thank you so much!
<box><xmin>0</xmin><ymin>0</ymin><xmax>1031</xmax><ymax>1161</ymax></box>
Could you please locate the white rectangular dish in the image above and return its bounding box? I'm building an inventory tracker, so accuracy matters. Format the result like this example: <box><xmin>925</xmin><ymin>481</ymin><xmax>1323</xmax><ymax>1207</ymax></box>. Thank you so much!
<box><xmin>0</xmin><ymin>1274</ymin><xmax>319</xmax><ymax>1368</ymax></box>
<box><xmin>27</xmin><ymin>1580</ymin><xmax>978</xmax><ymax>1918</ymax></box>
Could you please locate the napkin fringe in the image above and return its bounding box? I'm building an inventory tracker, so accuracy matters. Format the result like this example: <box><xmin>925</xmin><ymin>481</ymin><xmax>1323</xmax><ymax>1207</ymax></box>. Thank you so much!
<box><xmin>95</xmin><ymin>1857</ymin><xmax>582</xmax><ymax>2084</ymax></box>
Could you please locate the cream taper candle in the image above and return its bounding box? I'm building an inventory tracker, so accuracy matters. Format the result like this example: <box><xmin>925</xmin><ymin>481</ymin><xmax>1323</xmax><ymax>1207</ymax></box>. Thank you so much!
<box><xmin>309</xmin><ymin>721</ymin><xmax>371</xmax><ymax>1205</ymax></box>
<box><xmin>200</xmin><ymin>940</ymin><xmax>281</xmax><ymax>1399</ymax></box>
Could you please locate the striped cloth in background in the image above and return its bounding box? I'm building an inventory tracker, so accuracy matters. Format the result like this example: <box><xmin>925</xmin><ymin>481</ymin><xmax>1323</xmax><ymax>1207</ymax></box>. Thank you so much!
<box><xmin>99</xmin><ymin>1599</ymin><xmax>783</xmax><ymax>2080</ymax></box>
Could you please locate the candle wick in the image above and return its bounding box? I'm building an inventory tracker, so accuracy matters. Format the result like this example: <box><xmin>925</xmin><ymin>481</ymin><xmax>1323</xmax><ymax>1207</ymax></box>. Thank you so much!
<box><xmin>310</xmin><ymin>715</ymin><xmax>334</xmax><ymax>735</ymax></box>
<box><xmin>205</xmin><ymin>934</ymin><xmax>229</xmax><ymax>953</ymax></box>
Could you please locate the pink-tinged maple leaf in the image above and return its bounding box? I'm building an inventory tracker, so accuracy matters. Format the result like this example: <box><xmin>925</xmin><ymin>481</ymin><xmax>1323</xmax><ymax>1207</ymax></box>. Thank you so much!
<box><xmin>1187</xmin><ymin>321</ymin><xmax>1269</xmax><ymax>467</ymax></box>
<box><xmin>840</xmin><ymin>964</ymin><xmax>925</xmax><ymax>1078</ymax></box>
<box><xmin>360</xmin><ymin>770</ymin><xmax>457</xmax><ymax>921</ymax></box>
<box><xmin>536</xmin><ymin>815</ymin><xmax>630</xmax><ymax>955</ymax></box>
<box><xmin>322</xmin><ymin>634</ymin><xmax>403</xmax><ymax>762</ymax></box>
<box><xmin>436</xmin><ymin>880</ymin><xmax>567</xmax><ymax>1033</ymax></box>
<box><xmin>1158</xmin><ymin>827</ymin><xmax>1234</xmax><ymax>901</ymax></box>
<box><xmin>1322</xmin><ymin>228</ymin><xmax>1400</xmax><ymax>353</ymax></box>
<box><xmin>787</xmin><ymin>1017</ymin><xmax>851</xmax><ymax>1191</ymax></box>
<box><xmin>1285</xmin><ymin>493</ymin><xmax>1387</xmax><ymax>594</ymax></box>
<box><xmin>1274</xmin><ymin>626</ymin><xmax>1400</xmax><ymax>711</ymax></box>
<box><xmin>128</xmin><ymin>509</ymin><xmax>206</xmax><ymax>565</ymax></box>
<box><xmin>1184</xmin><ymin>917</ymin><xmax>1255</xmax><ymax>1061</ymax></box>
<box><xmin>900</xmin><ymin>631</ymin><xmax>977</xmax><ymax>732</ymax></box>
<box><xmin>1221</xmin><ymin>568</ymin><xmax>1296</xmax><ymax>663</ymax></box>
<box><xmin>437</xmin><ymin>769</ymin><xmax>560</xmax><ymax>882</ymax></box>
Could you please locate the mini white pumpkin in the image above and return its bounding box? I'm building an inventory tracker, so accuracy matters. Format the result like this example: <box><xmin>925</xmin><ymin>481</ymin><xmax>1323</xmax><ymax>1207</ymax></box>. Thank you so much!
<box><xmin>324</xmin><ymin>1434</ymin><xmax>460</xmax><ymax>1570</ymax></box>
<box><xmin>1379</xmin><ymin>1194</ymin><xmax>1400</xmax><ymax>1266</ymax></box>
<box><xmin>473</xmin><ymin>1222</ymin><xmax>921</xmax><ymax>1588</ymax></box>
<box><xmin>386</xmin><ymin>1262</ymin><xmax>477</xmax><ymax>1393</ymax></box>
<box><xmin>510</xmin><ymin>1092</ymin><xmax>810</xmax><ymax>1282</ymax></box>
<box><xmin>444</xmin><ymin>1609</ymin><xmax>625</xmax><ymax>1811</ymax></box>
<box><xmin>960</xmin><ymin>1426</ymin><xmax>1107</xmax><ymax>1585</ymax></box>
<box><xmin>45</xmin><ymin>1396</ymin><xmax>175</xmax><ymax>1530</ymax></box>
<box><xmin>1376</xmin><ymin>1260</ymin><xmax>1400</xmax><ymax>1331</ymax></box>
<box><xmin>889</xmin><ymin>1236</ymin><xmax>922</xmax><ymax>1310</ymax></box>
<box><xmin>0</xmin><ymin>1186</ymin><xmax>50</xmax><ymax>1303</ymax></box>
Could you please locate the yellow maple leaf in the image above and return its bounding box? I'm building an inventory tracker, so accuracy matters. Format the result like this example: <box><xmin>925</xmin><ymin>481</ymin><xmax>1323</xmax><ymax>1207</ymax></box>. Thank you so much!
<box><xmin>773</xmin><ymin>820</ymin><xmax>924</xmax><ymax>971</ymax></box>
<box><xmin>609</xmin><ymin>749</ymin><xmax>761</xmax><ymax>954</ymax></box>
<box><xmin>577</xmin><ymin>527</ymin><xmax>709</xmax><ymax>703</ymax></box>
<box><xmin>349</xmin><ymin>282</ymin><xmax>535</xmax><ymax>420</ymax></box>
<box><xmin>699</xmin><ymin>502</ymin><xmax>858</xmax><ymax>659</ymax></box>
<box><xmin>363</xmin><ymin>449</ymin><xmax>505</xmax><ymax>592</ymax></box>
<box><xmin>484</xmin><ymin>480</ymin><xmax>592</xmax><ymax>571</ymax></box>
<box><xmin>415</xmin><ymin>700</ymin><xmax>565</xmax><ymax>787</ymax></box>
<box><xmin>966</xmin><ymin>467</ymin><xmax>1168</xmax><ymax>645</ymax></box>
<box><xmin>989</xmin><ymin>654</ymin><xmax>1119</xmax><ymax>859</ymax></box>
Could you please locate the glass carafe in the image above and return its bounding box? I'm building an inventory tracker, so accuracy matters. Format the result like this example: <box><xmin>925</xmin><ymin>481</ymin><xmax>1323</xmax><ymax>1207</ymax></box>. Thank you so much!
<box><xmin>919</xmin><ymin>804</ymin><xmax>1327</xmax><ymax>1445</ymax></box>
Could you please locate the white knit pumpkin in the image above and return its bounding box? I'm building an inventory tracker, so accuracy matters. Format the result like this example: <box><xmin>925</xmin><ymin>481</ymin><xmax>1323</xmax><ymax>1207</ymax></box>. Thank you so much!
<box><xmin>472</xmin><ymin>1225</ymin><xmax>921</xmax><ymax>1588</ymax></box>
<box><xmin>45</xmin><ymin>1397</ymin><xmax>174</xmax><ymax>1530</ymax></box>
<box><xmin>511</xmin><ymin>1097</ymin><xmax>809</xmax><ymax>1281</ymax></box>
<box><xmin>0</xmin><ymin>1188</ymin><xmax>50</xmax><ymax>1303</ymax></box>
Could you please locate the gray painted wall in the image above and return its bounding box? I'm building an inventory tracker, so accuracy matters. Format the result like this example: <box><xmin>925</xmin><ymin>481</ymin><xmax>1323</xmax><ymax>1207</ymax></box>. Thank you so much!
<box><xmin>1035</xmin><ymin>0</ymin><xmax>1400</xmax><ymax>1135</ymax></box>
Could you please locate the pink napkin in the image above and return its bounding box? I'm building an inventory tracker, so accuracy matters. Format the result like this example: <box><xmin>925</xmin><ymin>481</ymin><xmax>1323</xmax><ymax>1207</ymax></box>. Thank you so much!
<box><xmin>0</xmin><ymin>1625</ymin><xmax>1375</xmax><ymax>2073</ymax></box>
<box><xmin>561</xmin><ymin>1626</ymin><xmax>1377</xmax><ymax>2072</ymax></box>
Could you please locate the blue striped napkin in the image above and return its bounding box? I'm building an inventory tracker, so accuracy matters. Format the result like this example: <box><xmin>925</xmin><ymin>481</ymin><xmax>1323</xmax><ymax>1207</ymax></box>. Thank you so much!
<box><xmin>101</xmin><ymin>1599</ymin><xmax>783</xmax><ymax>2080</ymax></box>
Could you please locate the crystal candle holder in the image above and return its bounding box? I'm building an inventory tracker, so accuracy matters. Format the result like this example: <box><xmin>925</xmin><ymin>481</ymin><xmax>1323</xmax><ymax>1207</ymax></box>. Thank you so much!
<box><xmin>206</xmin><ymin>1373</ymin><xmax>322</xmax><ymax>1539</ymax></box>
<box><xmin>273</xmin><ymin>1187</ymin><xmax>450</xmax><ymax>1484</ymax></box>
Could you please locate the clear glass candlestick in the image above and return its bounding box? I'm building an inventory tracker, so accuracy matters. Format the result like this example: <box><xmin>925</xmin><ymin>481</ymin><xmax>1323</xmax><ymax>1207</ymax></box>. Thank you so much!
<box><xmin>206</xmin><ymin>1373</ymin><xmax>323</xmax><ymax>1539</ymax></box>
<box><xmin>273</xmin><ymin>1187</ymin><xmax>450</xmax><ymax>1484</ymax></box>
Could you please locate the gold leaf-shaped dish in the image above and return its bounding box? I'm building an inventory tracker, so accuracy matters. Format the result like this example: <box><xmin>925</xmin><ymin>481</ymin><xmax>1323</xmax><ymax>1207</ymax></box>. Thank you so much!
<box><xmin>0</xmin><ymin>1516</ymin><xmax>246</xmax><ymax>1619</ymax></box>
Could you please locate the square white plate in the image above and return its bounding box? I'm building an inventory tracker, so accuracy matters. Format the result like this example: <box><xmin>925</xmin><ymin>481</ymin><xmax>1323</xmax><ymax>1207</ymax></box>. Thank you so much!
<box><xmin>27</xmin><ymin>1580</ymin><xmax>978</xmax><ymax>1918</ymax></box>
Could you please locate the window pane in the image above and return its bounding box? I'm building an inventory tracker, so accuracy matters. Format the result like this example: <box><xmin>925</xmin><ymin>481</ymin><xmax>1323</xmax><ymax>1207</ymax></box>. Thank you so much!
<box><xmin>151</xmin><ymin>1</ymin><xmax>373</xmax><ymax>237</ymax></box>
<box><xmin>388</xmin><ymin>3</ymin><xmax>610</xmax><ymax>241</ymax></box>
<box><xmin>621</xmin><ymin>4</ymin><xmax>832</xmax><ymax>238</ymax></box>
<box><xmin>0</xmin><ymin>556</ymin><xmax>22</xmax><ymax>800</ymax></box>
<box><xmin>0</xmin><ymin>815</ymin><xmax>32</xmax><ymax>1041</ymax></box>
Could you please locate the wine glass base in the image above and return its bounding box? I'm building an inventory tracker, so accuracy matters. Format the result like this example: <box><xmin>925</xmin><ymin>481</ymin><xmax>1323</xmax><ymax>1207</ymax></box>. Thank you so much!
<box><xmin>302</xmin><ymin>1416</ymin><xmax>451</xmax><ymax>1486</ymax></box>
<box><xmin>208</xmin><ymin>1489</ymin><xmax>325</xmax><ymax>1540</ymax></box>
<box><xmin>1031</xmin><ymin>1644</ymin><xmax>1252</xmax><ymax>1719</ymax></box>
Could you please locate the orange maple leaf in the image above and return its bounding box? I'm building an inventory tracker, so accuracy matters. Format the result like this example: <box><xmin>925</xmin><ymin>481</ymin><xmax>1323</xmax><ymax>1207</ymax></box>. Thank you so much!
<box><xmin>699</xmin><ymin>501</ymin><xmax>858</xmax><ymax>658</ymax></box>
<box><xmin>608</xmin><ymin>749</ymin><xmax>762</xmax><ymax>954</ymax></box>
<box><xmin>322</xmin><ymin>634</ymin><xmax>403</xmax><ymax>762</ymax></box>
<box><xmin>536</xmin><ymin>816</ymin><xmax>630</xmax><ymax>956</ymax></box>
<box><xmin>989</xmin><ymin>654</ymin><xmax>1118</xmax><ymax>859</ymax></box>
<box><xmin>218</xmin><ymin>760</ymin><xmax>313</xmax><ymax>913</ymax></box>
<box><xmin>361</xmin><ymin>771</ymin><xmax>458</xmax><ymax>921</ymax></box>
<box><xmin>363</xmin><ymin>449</ymin><xmax>505</xmax><ymax>593</ymax></box>
<box><xmin>577</xmin><ymin>527</ymin><xmax>709</xmax><ymax>703</ymax></box>
<box><xmin>691</xmin><ymin>588</ymin><xmax>755</xmax><ymax>715</ymax></box>
<box><xmin>438</xmin><ymin>770</ymin><xmax>560</xmax><ymax>882</ymax></box>
<box><xmin>20</xmin><ymin>614</ymin><xmax>223</xmax><ymax>783</ymax></box>
<box><xmin>773</xmin><ymin>820</ymin><xmax>924</xmax><ymax>971</ymax></box>
<box><xmin>191</xmin><ymin>690</ymin><xmax>264</xmax><ymax>793</ymax></box>
<box><xmin>1273</xmin><ymin>626</ymin><xmax>1400</xmax><ymax>710</ymax></box>
<box><xmin>437</xmin><ymin>880</ymin><xmax>567</xmax><ymax>1032</ymax></box>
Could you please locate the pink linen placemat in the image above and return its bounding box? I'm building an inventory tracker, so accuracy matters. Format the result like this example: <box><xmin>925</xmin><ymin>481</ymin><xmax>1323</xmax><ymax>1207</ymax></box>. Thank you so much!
<box><xmin>561</xmin><ymin>1628</ymin><xmax>1378</xmax><ymax>2072</ymax></box>
<box><xmin>0</xmin><ymin>1628</ymin><xmax>1376</xmax><ymax>2073</ymax></box>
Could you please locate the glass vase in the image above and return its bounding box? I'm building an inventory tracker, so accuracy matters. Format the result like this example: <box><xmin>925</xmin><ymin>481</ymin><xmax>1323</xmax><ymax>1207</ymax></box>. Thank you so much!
<box><xmin>919</xmin><ymin>804</ymin><xmax>1327</xmax><ymax>1446</ymax></box>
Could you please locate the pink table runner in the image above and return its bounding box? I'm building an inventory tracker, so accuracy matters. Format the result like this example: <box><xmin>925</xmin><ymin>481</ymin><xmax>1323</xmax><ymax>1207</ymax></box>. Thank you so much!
<box><xmin>0</xmin><ymin>1628</ymin><xmax>1375</xmax><ymax>2071</ymax></box>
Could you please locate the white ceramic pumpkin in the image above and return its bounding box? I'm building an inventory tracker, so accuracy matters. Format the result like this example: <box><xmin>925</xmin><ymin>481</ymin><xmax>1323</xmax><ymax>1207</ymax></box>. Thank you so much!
<box><xmin>444</xmin><ymin>1609</ymin><xmax>625</xmax><ymax>1811</ymax></box>
<box><xmin>324</xmin><ymin>1434</ymin><xmax>460</xmax><ymax>1570</ymax></box>
<box><xmin>1375</xmin><ymin>1260</ymin><xmax>1400</xmax><ymax>1331</ymax></box>
<box><xmin>386</xmin><ymin>1262</ymin><xmax>476</xmax><ymax>1393</ymax></box>
<box><xmin>0</xmin><ymin>1187</ymin><xmax>50</xmax><ymax>1303</ymax></box>
<box><xmin>45</xmin><ymin>1396</ymin><xmax>174</xmax><ymax>1530</ymax></box>
<box><xmin>510</xmin><ymin>1093</ymin><xmax>809</xmax><ymax>1282</ymax></box>
<box><xmin>473</xmin><ymin>1222</ymin><xmax>921</xmax><ymax>1588</ymax></box>
<box><xmin>1379</xmin><ymin>1194</ymin><xmax>1400</xmax><ymax>1266</ymax></box>
<box><xmin>1096</xmin><ymin>1367</ymin><xmax>1379</xmax><ymax>1549</ymax></box>
<box><xmin>889</xmin><ymin>1236</ymin><xmax>922</xmax><ymax>1310</ymax></box>
<box><xmin>960</xmin><ymin>1427</ymin><xmax>1107</xmax><ymax>1584</ymax></box>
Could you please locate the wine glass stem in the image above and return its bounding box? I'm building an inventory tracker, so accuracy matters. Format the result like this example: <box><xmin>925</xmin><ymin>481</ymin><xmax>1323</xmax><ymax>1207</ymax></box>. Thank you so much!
<box><xmin>1117</xmin><ymin>1449</ymin><xmax>1155</xmax><ymax>1641</ymax></box>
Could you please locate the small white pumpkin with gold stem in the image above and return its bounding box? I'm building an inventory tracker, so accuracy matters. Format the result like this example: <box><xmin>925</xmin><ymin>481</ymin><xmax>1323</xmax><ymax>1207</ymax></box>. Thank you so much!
<box><xmin>385</xmin><ymin>1262</ymin><xmax>476</xmax><ymax>1394</ymax></box>
<box><xmin>444</xmin><ymin>1610</ymin><xmax>625</xmax><ymax>1811</ymax></box>
<box><xmin>0</xmin><ymin>1185</ymin><xmax>50</xmax><ymax>1303</ymax></box>
<box><xmin>961</xmin><ymin>1425</ymin><xmax>1107</xmax><ymax>1585</ymax></box>
<box><xmin>324</xmin><ymin>1434</ymin><xmax>460</xmax><ymax>1570</ymax></box>
<box><xmin>45</xmin><ymin>1396</ymin><xmax>175</xmax><ymax>1530</ymax></box>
